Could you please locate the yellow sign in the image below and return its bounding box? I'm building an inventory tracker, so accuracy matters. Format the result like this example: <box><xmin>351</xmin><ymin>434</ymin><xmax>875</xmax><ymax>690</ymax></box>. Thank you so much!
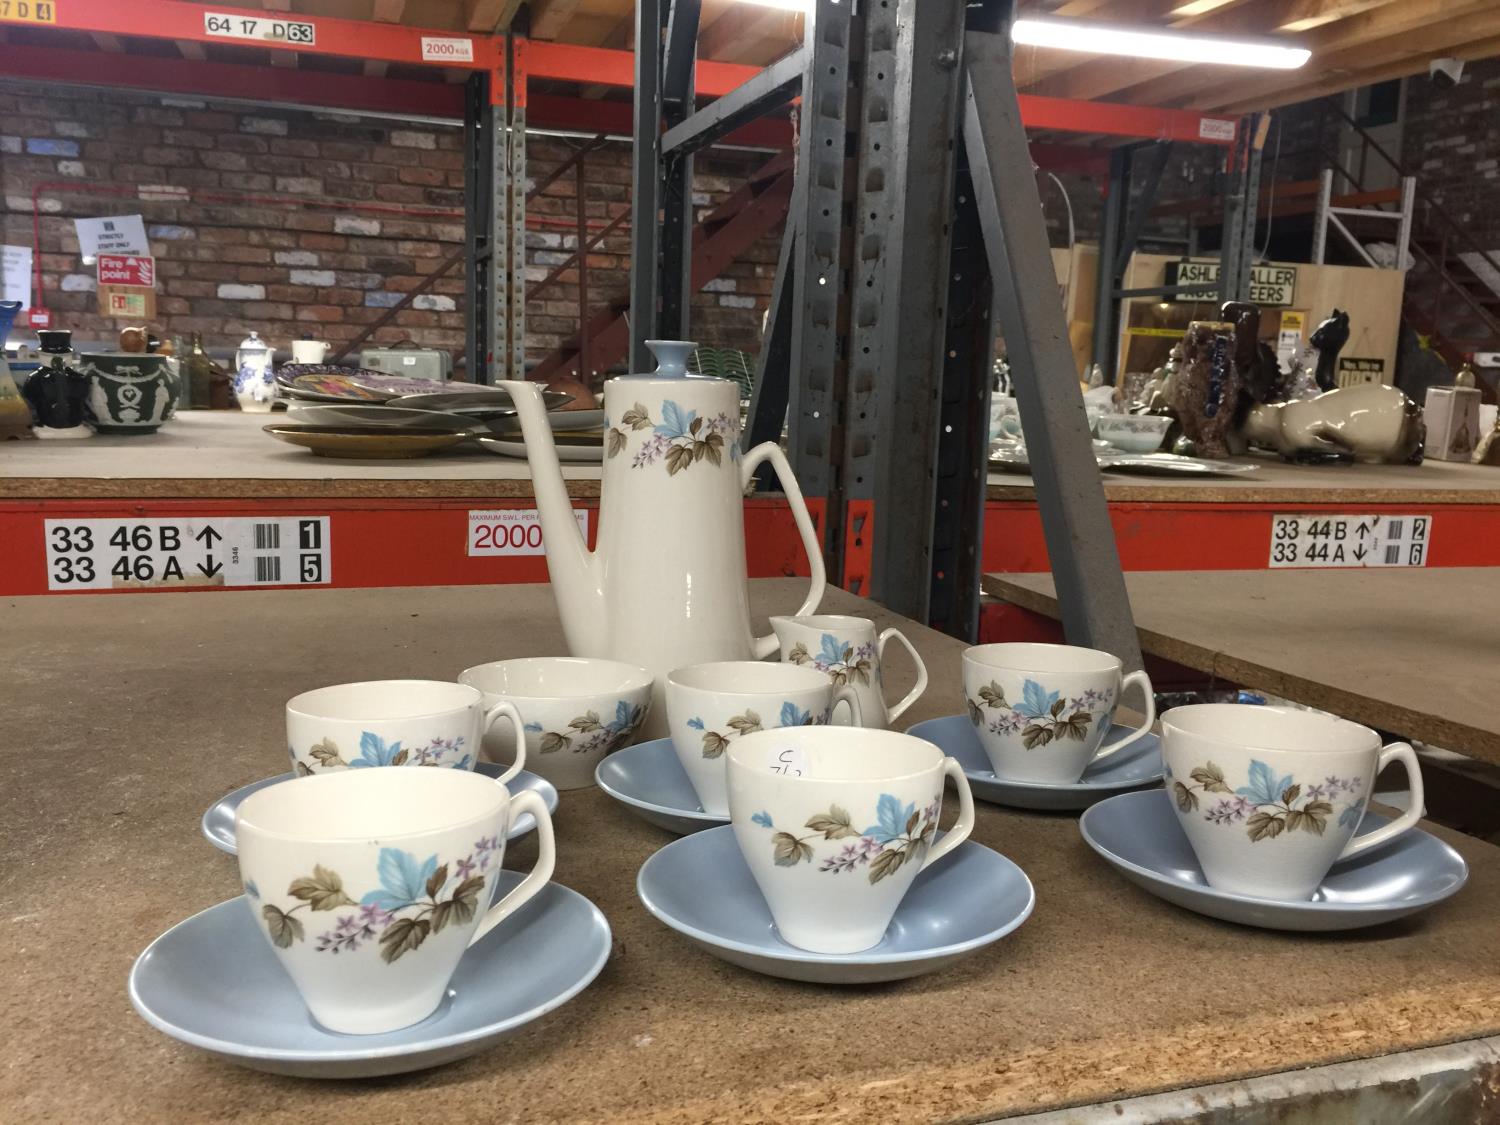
<box><xmin>1280</xmin><ymin>310</ymin><xmax>1305</xmax><ymax>333</ymax></box>
<box><xmin>1125</xmin><ymin>327</ymin><xmax>1187</xmax><ymax>339</ymax></box>
<box><xmin>0</xmin><ymin>0</ymin><xmax>57</xmax><ymax>24</ymax></box>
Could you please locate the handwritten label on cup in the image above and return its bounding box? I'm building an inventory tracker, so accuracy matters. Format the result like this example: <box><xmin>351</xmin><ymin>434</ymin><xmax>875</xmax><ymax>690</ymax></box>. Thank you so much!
<box><xmin>768</xmin><ymin>745</ymin><xmax>809</xmax><ymax>777</ymax></box>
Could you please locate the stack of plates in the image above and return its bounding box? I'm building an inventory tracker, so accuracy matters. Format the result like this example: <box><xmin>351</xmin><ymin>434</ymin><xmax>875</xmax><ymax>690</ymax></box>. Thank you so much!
<box><xmin>266</xmin><ymin>365</ymin><xmax>599</xmax><ymax>460</ymax></box>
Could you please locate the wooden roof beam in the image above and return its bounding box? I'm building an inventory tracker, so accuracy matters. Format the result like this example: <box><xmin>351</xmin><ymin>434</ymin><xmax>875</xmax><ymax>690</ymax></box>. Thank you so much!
<box><xmin>466</xmin><ymin>0</ymin><xmax>524</xmax><ymax>33</ymax></box>
<box><xmin>531</xmin><ymin>0</ymin><xmax>585</xmax><ymax>41</ymax></box>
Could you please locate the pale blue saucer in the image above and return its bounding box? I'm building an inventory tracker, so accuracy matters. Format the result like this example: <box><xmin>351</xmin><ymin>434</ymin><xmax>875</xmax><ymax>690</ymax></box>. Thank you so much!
<box><xmin>201</xmin><ymin>763</ymin><xmax>559</xmax><ymax>855</ymax></box>
<box><xmin>1080</xmin><ymin>789</ymin><xmax>1469</xmax><ymax>932</ymax></box>
<box><xmin>907</xmin><ymin>714</ymin><xmax>1164</xmax><ymax>811</ymax></box>
<box><xmin>595</xmin><ymin>736</ymin><xmax>726</xmax><ymax>835</ymax></box>
<box><xmin>637</xmin><ymin>826</ymin><xmax>1034</xmax><ymax>984</ymax></box>
<box><xmin>129</xmin><ymin>872</ymin><xmax>611</xmax><ymax>1078</ymax></box>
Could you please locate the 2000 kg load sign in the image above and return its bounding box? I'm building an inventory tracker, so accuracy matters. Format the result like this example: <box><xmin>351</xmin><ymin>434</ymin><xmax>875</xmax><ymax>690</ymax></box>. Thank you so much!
<box><xmin>44</xmin><ymin>517</ymin><xmax>330</xmax><ymax>591</ymax></box>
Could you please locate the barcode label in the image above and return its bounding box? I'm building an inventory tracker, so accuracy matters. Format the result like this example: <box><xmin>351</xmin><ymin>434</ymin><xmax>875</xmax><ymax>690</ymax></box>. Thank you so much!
<box><xmin>254</xmin><ymin>556</ymin><xmax>281</xmax><ymax>582</ymax></box>
<box><xmin>1269</xmin><ymin>514</ymin><xmax>1431</xmax><ymax>569</ymax></box>
<box><xmin>1385</xmin><ymin>519</ymin><xmax>1403</xmax><ymax>540</ymax></box>
<box><xmin>1384</xmin><ymin>544</ymin><xmax>1400</xmax><ymax>565</ymax></box>
<box><xmin>254</xmin><ymin>523</ymin><xmax>281</xmax><ymax>550</ymax></box>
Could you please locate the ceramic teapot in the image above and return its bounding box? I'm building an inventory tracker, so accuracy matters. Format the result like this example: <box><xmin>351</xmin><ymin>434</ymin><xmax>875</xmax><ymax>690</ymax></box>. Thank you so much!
<box><xmin>234</xmin><ymin>331</ymin><xmax>276</xmax><ymax>413</ymax></box>
<box><xmin>498</xmin><ymin>340</ymin><xmax>826</xmax><ymax>738</ymax></box>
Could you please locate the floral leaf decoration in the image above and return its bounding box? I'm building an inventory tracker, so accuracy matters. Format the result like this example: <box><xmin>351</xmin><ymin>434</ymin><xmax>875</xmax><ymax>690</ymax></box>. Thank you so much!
<box><xmin>379</xmin><ymin>917</ymin><xmax>430</xmax><ymax>963</ymax></box>
<box><xmin>1016</xmin><ymin>679</ymin><xmax>1061</xmax><ymax>721</ymax></box>
<box><xmin>863</xmin><ymin>794</ymin><xmax>916</xmax><ymax>845</ymax></box>
<box><xmin>294</xmin><ymin>761</ymin><xmax>314</xmax><ymax>777</ymax></box>
<box><xmin>780</xmin><ymin>701</ymin><xmax>815</xmax><ymax>727</ymax></box>
<box><xmin>569</xmin><ymin>711</ymin><xmax>604</xmax><ymax>733</ymax></box>
<box><xmin>613</xmin><ymin>700</ymin><xmax>636</xmax><ymax>729</ymax></box>
<box><xmin>1189</xmin><ymin>763</ymin><xmax>1231</xmax><ymax>794</ymax></box>
<box><xmin>654</xmin><ymin>400</ymin><xmax>697</xmax><ymax>440</ymax></box>
<box><xmin>977</xmin><ymin>682</ymin><xmax>1007</xmax><ymax>709</ymax></box>
<box><xmin>429</xmin><ymin>876</ymin><xmax>484</xmax><ymax>934</ymax></box>
<box><xmin>622</xmin><ymin>403</ymin><xmax>652</xmax><ymax>431</ymax></box>
<box><xmin>607</xmin><ymin>429</ymin><xmax>627</xmax><ymax>458</ymax></box>
<box><xmin>805</xmin><ymin>805</ymin><xmax>859</xmax><ymax>840</ymax></box>
<box><xmin>288</xmin><ymin>865</ymin><xmax>357</xmax><ymax>911</ymax></box>
<box><xmin>1173</xmin><ymin>781</ymin><xmax>1199</xmax><ymax>813</ymax></box>
<box><xmin>361</xmin><ymin>848</ymin><xmax>439</xmax><ymax>912</ymax></box>
<box><xmin>1338</xmin><ymin>803</ymin><xmax>1363</xmax><ymax>830</ymax></box>
<box><xmin>524</xmin><ymin>722</ymin><xmax>543</xmax><ymax>733</ymax></box>
<box><xmin>751</xmin><ymin>811</ymin><xmax>774</xmax><ymax>829</ymax></box>
<box><xmin>701</xmin><ymin>731</ymin><xmax>731</xmax><ymax>759</ymax></box>
<box><xmin>818</xmin><ymin>634</ymin><xmax>845</xmax><ymax>667</ymax></box>
<box><xmin>772</xmin><ymin>832</ymin><xmax>814</xmax><ymax>866</ymax></box>
<box><xmin>309</xmin><ymin>738</ymin><xmax>346</xmax><ymax>768</ymax></box>
<box><xmin>1236</xmin><ymin>760</ymin><xmax>1295</xmax><ymax>808</ymax></box>
<box><xmin>726</xmin><ymin>710</ymin><xmax>763</xmax><ymax>735</ymax></box>
<box><xmin>787</xmin><ymin>642</ymin><xmax>811</xmax><ymax>666</ymax></box>
<box><xmin>540</xmin><ymin>731</ymin><xmax>570</xmax><ymax>754</ymax></box>
<box><xmin>1181</xmin><ymin>761</ymin><xmax>1360</xmax><ymax>842</ymax></box>
<box><xmin>687</xmin><ymin>717</ymin><xmax>705</xmax><ymax>730</ymax></box>
<box><xmin>351</xmin><ymin>731</ymin><xmax>408</xmax><ymax>769</ymax></box>
<box><xmin>262</xmin><ymin>904</ymin><xmax>304</xmax><ymax>948</ymax></box>
<box><xmin>966</xmin><ymin>700</ymin><xmax>984</xmax><ymax>726</ymax></box>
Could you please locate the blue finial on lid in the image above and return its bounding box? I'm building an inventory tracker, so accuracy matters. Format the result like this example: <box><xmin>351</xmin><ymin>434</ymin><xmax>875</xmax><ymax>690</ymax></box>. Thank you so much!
<box><xmin>638</xmin><ymin>339</ymin><xmax>697</xmax><ymax>379</ymax></box>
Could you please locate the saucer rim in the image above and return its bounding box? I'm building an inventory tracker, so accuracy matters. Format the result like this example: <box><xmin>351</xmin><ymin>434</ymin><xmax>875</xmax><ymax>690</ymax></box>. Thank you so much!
<box><xmin>127</xmin><ymin>875</ymin><xmax>611</xmax><ymax>1064</ymax></box>
<box><xmin>636</xmin><ymin>826</ymin><xmax>1036</xmax><ymax>966</ymax></box>
<box><xmin>906</xmin><ymin>714</ymin><xmax>1166</xmax><ymax>793</ymax></box>
<box><xmin>200</xmin><ymin>764</ymin><xmax>559</xmax><ymax>855</ymax></box>
<box><xmin>594</xmin><ymin>737</ymin><xmax>726</xmax><ymax>824</ymax></box>
<box><xmin>1079</xmin><ymin>789</ymin><xmax>1471</xmax><ymax>913</ymax></box>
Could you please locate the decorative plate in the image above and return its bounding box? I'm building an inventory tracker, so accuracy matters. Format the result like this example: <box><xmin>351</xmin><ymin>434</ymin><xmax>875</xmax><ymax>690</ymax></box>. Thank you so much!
<box><xmin>264</xmin><ymin>424</ymin><xmax>471</xmax><ymax>459</ymax></box>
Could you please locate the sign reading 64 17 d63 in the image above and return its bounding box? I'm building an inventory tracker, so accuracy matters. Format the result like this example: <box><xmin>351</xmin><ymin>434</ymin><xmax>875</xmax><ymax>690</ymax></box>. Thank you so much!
<box><xmin>204</xmin><ymin>12</ymin><xmax>315</xmax><ymax>44</ymax></box>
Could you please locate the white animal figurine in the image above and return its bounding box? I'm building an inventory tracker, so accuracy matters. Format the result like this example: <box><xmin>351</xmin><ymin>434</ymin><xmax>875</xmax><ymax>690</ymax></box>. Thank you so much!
<box><xmin>1241</xmin><ymin>383</ymin><xmax>1425</xmax><ymax>464</ymax></box>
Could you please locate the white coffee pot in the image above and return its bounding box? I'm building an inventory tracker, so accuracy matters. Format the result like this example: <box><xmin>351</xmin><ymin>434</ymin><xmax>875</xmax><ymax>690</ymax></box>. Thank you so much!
<box><xmin>498</xmin><ymin>340</ymin><xmax>826</xmax><ymax>738</ymax></box>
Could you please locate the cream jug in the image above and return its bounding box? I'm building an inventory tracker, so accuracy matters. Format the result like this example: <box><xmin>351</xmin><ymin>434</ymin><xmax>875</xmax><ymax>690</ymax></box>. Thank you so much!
<box><xmin>499</xmin><ymin>340</ymin><xmax>825</xmax><ymax>737</ymax></box>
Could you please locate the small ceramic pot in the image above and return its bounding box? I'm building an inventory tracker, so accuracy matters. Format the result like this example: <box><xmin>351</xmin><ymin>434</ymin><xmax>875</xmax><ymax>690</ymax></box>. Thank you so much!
<box><xmin>770</xmin><ymin>614</ymin><xmax>928</xmax><ymax>730</ymax></box>
<box><xmin>79</xmin><ymin>352</ymin><xmax>178</xmax><ymax>434</ymax></box>
<box><xmin>291</xmin><ymin>339</ymin><xmax>332</xmax><ymax>364</ymax></box>
<box><xmin>726</xmin><ymin>727</ymin><xmax>975</xmax><ymax>953</ymax></box>
<box><xmin>1096</xmin><ymin>413</ymin><xmax>1171</xmax><ymax>453</ymax></box>
<box><xmin>665</xmin><ymin>661</ymin><xmax>863</xmax><ymax>816</ymax></box>
<box><xmin>1160</xmin><ymin>704</ymin><xmax>1425</xmax><ymax>900</ymax></box>
<box><xmin>23</xmin><ymin>351</ymin><xmax>92</xmax><ymax>430</ymax></box>
<box><xmin>236</xmin><ymin>767</ymin><xmax>556</xmax><ymax>1034</ymax></box>
<box><xmin>285</xmin><ymin>680</ymin><xmax>526</xmax><ymax>785</ymax></box>
<box><xmin>963</xmin><ymin>642</ymin><xmax>1155</xmax><ymax>784</ymax></box>
<box><xmin>457</xmin><ymin>657</ymin><xmax>653</xmax><ymax>791</ymax></box>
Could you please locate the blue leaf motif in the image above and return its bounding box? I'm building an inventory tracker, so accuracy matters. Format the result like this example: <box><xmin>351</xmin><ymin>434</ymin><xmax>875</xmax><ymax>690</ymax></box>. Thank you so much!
<box><xmin>1016</xmin><ymin>679</ymin><xmax>1060</xmax><ymax>720</ymax></box>
<box><xmin>524</xmin><ymin>722</ymin><xmax>543</xmax><ymax>733</ymax></box>
<box><xmin>350</xmin><ymin>730</ymin><xmax>403</xmax><ymax>768</ymax></box>
<box><xmin>818</xmin><ymin>633</ymin><xmax>845</xmax><ymax>666</ymax></box>
<box><xmin>456</xmin><ymin>754</ymin><xmax>473</xmax><ymax>771</ymax></box>
<box><xmin>653</xmin><ymin>399</ymin><xmax>697</xmax><ymax>440</ymax></box>
<box><xmin>751</xmin><ymin>811</ymin><xmax>774</xmax><ymax>829</ymax></box>
<box><xmin>1235</xmin><ymin>759</ymin><xmax>1295</xmax><ymax>806</ymax></box>
<box><xmin>863</xmin><ymin>793</ymin><xmax>915</xmax><ymax>844</ymax></box>
<box><xmin>613</xmin><ymin>699</ymin><xmax>632</xmax><ymax>729</ymax></box>
<box><xmin>779</xmin><ymin>700</ymin><xmax>811</xmax><ymax>727</ymax></box>
<box><xmin>360</xmin><ymin>848</ymin><xmax>438</xmax><ymax>911</ymax></box>
<box><xmin>1338</xmin><ymin>803</ymin><xmax>1364</xmax><ymax>830</ymax></box>
<box><xmin>687</xmin><ymin>717</ymin><xmax>705</xmax><ymax>730</ymax></box>
<box><xmin>243</xmin><ymin>880</ymin><xmax>260</xmax><ymax>900</ymax></box>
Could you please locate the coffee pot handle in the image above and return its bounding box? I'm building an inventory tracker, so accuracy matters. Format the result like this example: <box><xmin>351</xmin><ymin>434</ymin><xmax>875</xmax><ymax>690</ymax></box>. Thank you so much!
<box><xmin>481</xmin><ymin>700</ymin><xmax>528</xmax><ymax>787</ymax></box>
<box><xmin>1337</xmin><ymin>742</ymin><xmax>1425</xmax><ymax>861</ymax></box>
<box><xmin>742</xmin><ymin>442</ymin><xmax>827</xmax><ymax>659</ymax></box>
<box><xmin>877</xmin><ymin>628</ymin><xmax>928</xmax><ymax>726</ymax></box>
<box><xmin>470</xmin><ymin>790</ymin><xmax>555</xmax><ymax>946</ymax></box>
<box><xmin>1091</xmin><ymin>670</ymin><xmax>1156</xmax><ymax>761</ymax></box>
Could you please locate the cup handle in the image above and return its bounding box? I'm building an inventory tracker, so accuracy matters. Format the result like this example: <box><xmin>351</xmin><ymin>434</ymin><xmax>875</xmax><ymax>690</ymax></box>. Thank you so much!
<box><xmin>1337</xmin><ymin>742</ymin><xmax>1425</xmax><ymax>861</ymax></box>
<box><xmin>481</xmin><ymin>700</ymin><xmax>527</xmax><ymax>787</ymax></box>
<box><xmin>877</xmin><ymin>627</ymin><xmax>928</xmax><ymax>725</ymax></box>
<box><xmin>831</xmin><ymin>684</ymin><xmax>864</xmax><ymax>727</ymax></box>
<box><xmin>742</xmin><ymin>442</ymin><xmax>827</xmax><ymax>659</ymax></box>
<box><xmin>468</xmin><ymin>790</ymin><xmax>555</xmax><ymax>946</ymax></box>
<box><xmin>1091</xmin><ymin>669</ymin><xmax>1155</xmax><ymax>762</ymax></box>
<box><xmin>919</xmin><ymin>759</ymin><xmax>975</xmax><ymax>872</ymax></box>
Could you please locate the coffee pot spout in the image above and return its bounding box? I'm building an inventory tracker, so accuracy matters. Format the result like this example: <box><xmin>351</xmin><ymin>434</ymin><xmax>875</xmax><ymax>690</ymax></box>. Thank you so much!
<box><xmin>496</xmin><ymin>380</ymin><xmax>604</xmax><ymax>651</ymax></box>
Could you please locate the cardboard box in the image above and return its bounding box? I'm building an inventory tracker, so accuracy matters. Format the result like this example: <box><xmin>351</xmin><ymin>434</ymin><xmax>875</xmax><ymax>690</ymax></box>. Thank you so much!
<box><xmin>1424</xmin><ymin>385</ymin><xmax>1482</xmax><ymax>462</ymax></box>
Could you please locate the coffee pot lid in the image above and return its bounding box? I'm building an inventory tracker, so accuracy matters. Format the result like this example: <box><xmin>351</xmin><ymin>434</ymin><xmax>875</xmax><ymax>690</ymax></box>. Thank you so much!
<box><xmin>617</xmin><ymin>339</ymin><xmax>705</xmax><ymax>381</ymax></box>
<box><xmin>238</xmin><ymin>330</ymin><xmax>267</xmax><ymax>351</ymax></box>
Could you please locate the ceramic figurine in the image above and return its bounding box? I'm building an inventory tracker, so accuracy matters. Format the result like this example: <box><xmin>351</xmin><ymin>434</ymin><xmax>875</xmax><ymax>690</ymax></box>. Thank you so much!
<box><xmin>1472</xmin><ymin>407</ymin><xmax>1500</xmax><ymax>467</ymax></box>
<box><xmin>79</xmin><ymin>353</ymin><xmax>179</xmax><ymax>434</ymax></box>
<box><xmin>0</xmin><ymin>302</ymin><xmax>33</xmax><ymax>440</ymax></box>
<box><xmin>1169</xmin><ymin>321</ymin><xmax>1241</xmax><ymax>459</ymax></box>
<box><xmin>1241</xmin><ymin>383</ymin><xmax>1424</xmax><ymax>464</ymax></box>
<box><xmin>499</xmin><ymin>339</ymin><xmax>826</xmax><ymax>739</ymax></box>
<box><xmin>1309</xmin><ymin>309</ymin><xmax>1350</xmax><ymax>393</ymax></box>
<box><xmin>233</xmin><ymin>330</ymin><xmax>276</xmax><ymax>413</ymax></box>
<box><xmin>22</xmin><ymin>330</ymin><xmax>93</xmax><ymax>433</ymax></box>
<box><xmin>118</xmin><ymin>326</ymin><xmax>149</xmax><ymax>354</ymax></box>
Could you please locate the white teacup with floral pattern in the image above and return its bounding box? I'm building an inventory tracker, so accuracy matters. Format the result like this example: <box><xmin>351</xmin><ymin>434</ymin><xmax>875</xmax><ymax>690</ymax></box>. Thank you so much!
<box><xmin>769</xmin><ymin>614</ymin><xmax>928</xmax><ymax>730</ymax></box>
<box><xmin>457</xmin><ymin>657</ymin><xmax>653</xmax><ymax>791</ymax></box>
<box><xmin>1161</xmin><ymin>704</ymin><xmax>1425</xmax><ymax>901</ymax></box>
<box><xmin>964</xmin><ymin>642</ymin><xmax>1155</xmax><ymax>784</ymax></box>
<box><xmin>665</xmin><ymin>661</ymin><xmax>864</xmax><ymax>817</ymax></box>
<box><xmin>237</xmin><ymin>767</ymin><xmax>555</xmax><ymax>1034</ymax></box>
<box><xmin>286</xmin><ymin>680</ymin><xmax>526</xmax><ymax>786</ymax></box>
<box><xmin>726</xmin><ymin>727</ymin><xmax>975</xmax><ymax>953</ymax></box>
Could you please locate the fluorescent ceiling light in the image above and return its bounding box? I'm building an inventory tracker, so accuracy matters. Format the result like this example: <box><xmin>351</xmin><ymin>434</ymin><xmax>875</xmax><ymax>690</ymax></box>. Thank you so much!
<box><xmin>1011</xmin><ymin>16</ymin><xmax>1310</xmax><ymax>69</ymax></box>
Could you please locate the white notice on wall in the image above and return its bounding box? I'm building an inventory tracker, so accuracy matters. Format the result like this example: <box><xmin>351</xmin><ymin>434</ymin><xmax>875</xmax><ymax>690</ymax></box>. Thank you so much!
<box><xmin>1</xmin><ymin>244</ymin><xmax>32</xmax><ymax>310</ymax></box>
<box><xmin>421</xmin><ymin>37</ymin><xmax>475</xmax><ymax>62</ymax></box>
<box><xmin>1268</xmin><ymin>514</ymin><xmax>1431</xmax><ymax>569</ymax></box>
<box><xmin>467</xmin><ymin>508</ymin><xmax>588</xmax><ymax>556</ymax></box>
<box><xmin>44</xmin><ymin>517</ymin><xmax>331</xmax><ymax>591</ymax></box>
<box><xmin>74</xmin><ymin>215</ymin><xmax>149</xmax><ymax>260</ymax></box>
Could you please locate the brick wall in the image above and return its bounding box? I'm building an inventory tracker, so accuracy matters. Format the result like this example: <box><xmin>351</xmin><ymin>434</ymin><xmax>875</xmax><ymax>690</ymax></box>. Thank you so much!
<box><xmin>1403</xmin><ymin>56</ymin><xmax>1500</xmax><ymax>247</ymax></box>
<box><xmin>0</xmin><ymin>80</ymin><xmax>782</xmax><ymax>380</ymax></box>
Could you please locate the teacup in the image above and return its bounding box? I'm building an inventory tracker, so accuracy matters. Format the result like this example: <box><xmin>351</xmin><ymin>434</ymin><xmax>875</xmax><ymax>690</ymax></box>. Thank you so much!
<box><xmin>665</xmin><ymin>661</ymin><xmax>863</xmax><ymax>816</ymax></box>
<box><xmin>963</xmin><ymin>642</ymin><xmax>1155</xmax><ymax>784</ymax></box>
<box><xmin>286</xmin><ymin>679</ymin><xmax>526</xmax><ymax>785</ymax></box>
<box><xmin>769</xmin><ymin>614</ymin><xmax>928</xmax><ymax>730</ymax></box>
<box><xmin>457</xmin><ymin>657</ymin><xmax>653</xmax><ymax>791</ymax></box>
<box><xmin>726</xmin><ymin>727</ymin><xmax>975</xmax><ymax>953</ymax></box>
<box><xmin>1161</xmin><ymin>704</ymin><xmax>1425</xmax><ymax>900</ymax></box>
<box><xmin>236</xmin><ymin>767</ymin><xmax>555</xmax><ymax>1034</ymax></box>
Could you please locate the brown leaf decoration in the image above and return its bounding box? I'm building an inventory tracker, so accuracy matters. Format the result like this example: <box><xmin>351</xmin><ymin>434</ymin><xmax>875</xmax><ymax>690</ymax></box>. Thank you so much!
<box><xmin>702</xmin><ymin>432</ymin><xmax>724</xmax><ymax>466</ymax></box>
<box><xmin>830</xmin><ymin>668</ymin><xmax>848</xmax><ymax>687</ymax></box>
<box><xmin>726</xmin><ymin>710</ymin><xmax>762</xmax><ymax>735</ymax></box>
<box><xmin>262</xmin><ymin>904</ymin><xmax>304</xmax><ymax>948</ymax></box>
<box><xmin>390</xmin><ymin>747</ymin><xmax>409</xmax><ymax>766</ymax></box>
<box><xmin>309</xmin><ymin>738</ymin><xmax>346</xmax><ymax>767</ymax></box>
<box><xmin>569</xmin><ymin>711</ymin><xmax>603</xmax><ymax>733</ymax></box>
<box><xmin>868</xmin><ymin>847</ymin><xmax>906</xmax><ymax>884</ymax></box>
<box><xmin>665</xmin><ymin>444</ymin><xmax>695</xmax><ymax>476</ymax></box>
<box><xmin>1050</xmin><ymin>698</ymin><xmax>1066</xmax><ymax>718</ymax></box>
<box><xmin>788</xmin><ymin>642</ymin><xmax>811</xmax><ymax>666</ymax></box>
<box><xmin>622</xmin><ymin>403</ymin><xmax>651</xmax><ymax>431</ymax></box>
<box><xmin>966</xmin><ymin>700</ymin><xmax>983</xmax><ymax>726</ymax></box>
<box><xmin>288</xmin><ymin>864</ymin><xmax>356</xmax><ymax>911</ymax></box>
<box><xmin>689</xmin><ymin>416</ymin><xmax>703</xmax><ymax>436</ymax></box>
<box><xmin>1059</xmin><ymin>712</ymin><xmax>1091</xmax><ymax>741</ymax></box>
<box><xmin>1246</xmin><ymin>811</ymin><xmax>1285</xmax><ymax>842</ymax></box>
<box><xmin>1301</xmin><ymin>800</ymin><xmax>1332</xmax><ymax>834</ymax></box>
<box><xmin>607</xmin><ymin>428</ymin><xmax>627</xmax><ymax>458</ymax></box>
<box><xmin>977</xmin><ymin>682</ymin><xmax>1007</xmax><ymax>709</ymax></box>
<box><xmin>1190</xmin><ymin>763</ymin><xmax>1231</xmax><ymax>794</ymax></box>
<box><xmin>1021</xmin><ymin>723</ymin><xmax>1054</xmax><ymax>749</ymax></box>
<box><xmin>425</xmin><ymin>863</ymin><xmax>448</xmax><ymax>900</ymax></box>
<box><xmin>805</xmin><ymin>805</ymin><xmax>858</xmax><ymax>840</ymax></box>
<box><xmin>1280</xmin><ymin>783</ymin><xmax>1301</xmax><ymax>806</ymax></box>
<box><xmin>294</xmin><ymin>761</ymin><xmax>314</xmax><ymax>777</ymax></box>
<box><xmin>379</xmin><ymin>917</ymin><xmax>431</xmax><ymax>963</ymax></box>
<box><xmin>1173</xmin><ymin>781</ymin><xmax>1199</xmax><ymax>813</ymax></box>
<box><xmin>540</xmin><ymin>731</ymin><xmax>570</xmax><ymax>754</ymax></box>
<box><xmin>772</xmin><ymin>832</ymin><xmax>813</xmax><ymax>867</ymax></box>
<box><xmin>701</xmin><ymin>731</ymin><xmax>731</xmax><ymax>759</ymax></box>
<box><xmin>1283</xmin><ymin>810</ymin><xmax>1306</xmax><ymax>833</ymax></box>
<box><xmin>852</xmin><ymin>659</ymin><xmax>872</xmax><ymax>686</ymax></box>
<box><xmin>431</xmin><ymin>877</ymin><xmax>482</xmax><ymax>934</ymax></box>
